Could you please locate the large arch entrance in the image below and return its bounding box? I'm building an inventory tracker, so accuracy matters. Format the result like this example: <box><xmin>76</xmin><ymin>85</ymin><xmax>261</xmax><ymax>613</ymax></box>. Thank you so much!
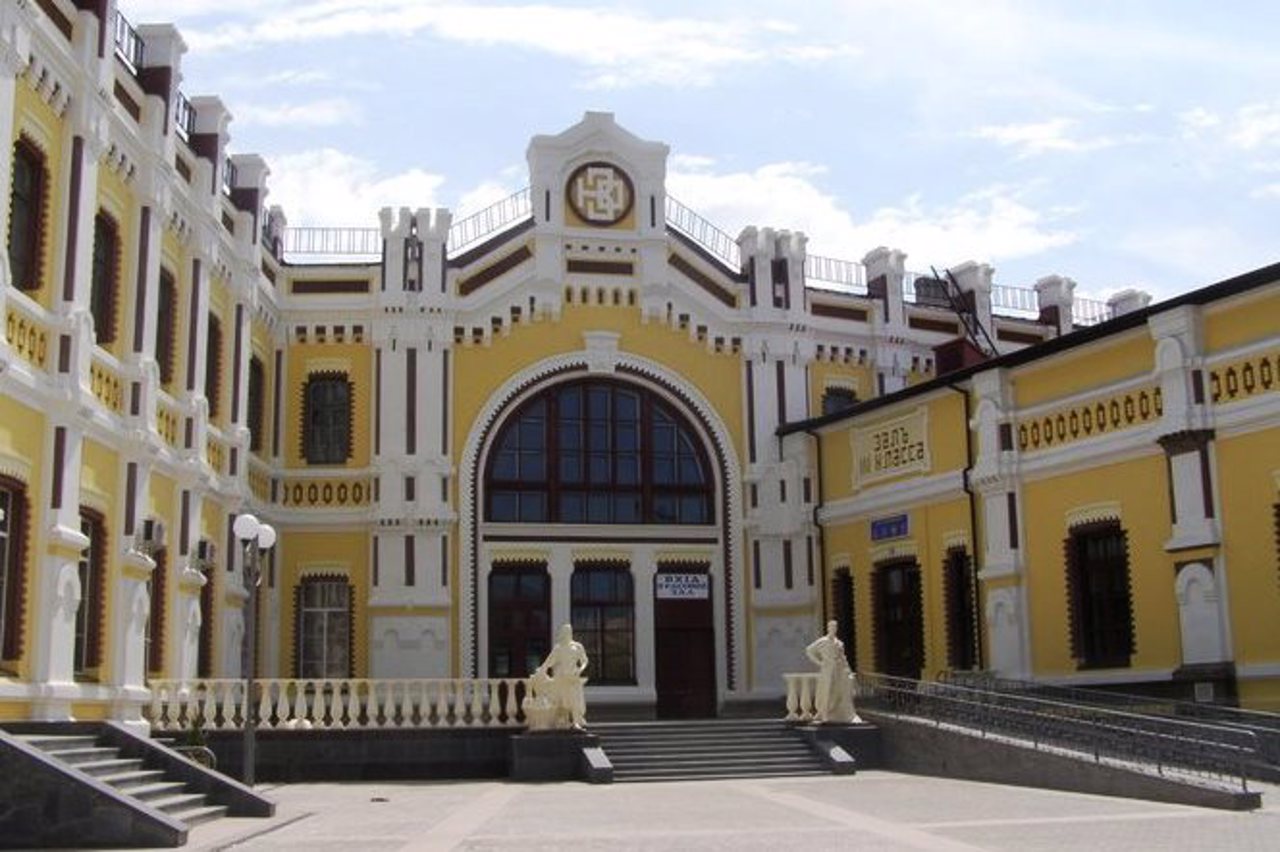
<box><xmin>463</xmin><ymin>361</ymin><xmax>738</xmax><ymax>718</ymax></box>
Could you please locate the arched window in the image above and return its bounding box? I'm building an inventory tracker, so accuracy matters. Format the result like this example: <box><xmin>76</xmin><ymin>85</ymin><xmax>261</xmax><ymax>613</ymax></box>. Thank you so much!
<box><xmin>1065</xmin><ymin>520</ymin><xmax>1134</xmax><ymax>669</ymax></box>
<box><xmin>821</xmin><ymin>386</ymin><xmax>858</xmax><ymax>415</ymax></box>
<box><xmin>155</xmin><ymin>269</ymin><xmax>177</xmax><ymax>387</ymax></box>
<box><xmin>89</xmin><ymin>212</ymin><xmax>120</xmax><ymax>345</ymax></box>
<box><xmin>942</xmin><ymin>547</ymin><xmax>977</xmax><ymax>671</ymax></box>
<box><xmin>485</xmin><ymin>381</ymin><xmax>713</xmax><ymax>525</ymax></box>
<box><xmin>303</xmin><ymin>373</ymin><xmax>353</xmax><ymax>465</ymax></box>
<box><xmin>247</xmin><ymin>355</ymin><xmax>266</xmax><ymax>453</ymax></box>
<box><xmin>7</xmin><ymin>138</ymin><xmax>47</xmax><ymax>293</ymax></box>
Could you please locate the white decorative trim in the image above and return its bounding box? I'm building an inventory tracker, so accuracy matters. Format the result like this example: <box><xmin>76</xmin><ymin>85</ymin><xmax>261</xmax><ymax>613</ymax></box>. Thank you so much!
<box><xmin>488</xmin><ymin>549</ymin><xmax>551</xmax><ymax>564</ymax></box>
<box><xmin>819</xmin><ymin>470</ymin><xmax>966</xmax><ymax>524</ymax></box>
<box><xmin>1236</xmin><ymin>662</ymin><xmax>1280</xmax><ymax>679</ymax></box>
<box><xmin>0</xmin><ymin>450</ymin><xmax>32</xmax><ymax>483</ymax></box>
<box><xmin>305</xmin><ymin>357</ymin><xmax>352</xmax><ymax>374</ymax></box>
<box><xmin>1015</xmin><ymin>370</ymin><xmax>1156</xmax><ymax>420</ymax></box>
<box><xmin>1065</xmin><ymin>501</ymin><xmax>1122</xmax><ymax>529</ymax></box>
<box><xmin>570</xmin><ymin>548</ymin><xmax>632</xmax><ymax>564</ymax></box>
<box><xmin>654</xmin><ymin>549</ymin><xmax>716</xmax><ymax>565</ymax></box>
<box><xmin>870</xmin><ymin>539</ymin><xmax>917</xmax><ymax>564</ymax></box>
<box><xmin>941</xmin><ymin>530</ymin><xmax>969</xmax><ymax>551</ymax></box>
<box><xmin>298</xmin><ymin>563</ymin><xmax>350</xmax><ymax>579</ymax></box>
<box><xmin>1039</xmin><ymin>668</ymin><xmax>1176</xmax><ymax>687</ymax></box>
<box><xmin>582</xmin><ymin>330</ymin><xmax>621</xmax><ymax>374</ymax></box>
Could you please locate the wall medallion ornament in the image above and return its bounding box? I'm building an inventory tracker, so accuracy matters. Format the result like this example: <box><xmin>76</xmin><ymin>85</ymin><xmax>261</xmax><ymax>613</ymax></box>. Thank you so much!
<box><xmin>566</xmin><ymin>162</ymin><xmax>634</xmax><ymax>226</ymax></box>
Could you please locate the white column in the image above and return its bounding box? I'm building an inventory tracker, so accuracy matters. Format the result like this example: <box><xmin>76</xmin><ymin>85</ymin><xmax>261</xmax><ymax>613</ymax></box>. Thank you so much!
<box><xmin>549</xmin><ymin>547</ymin><xmax>573</xmax><ymax>636</ymax></box>
<box><xmin>632</xmin><ymin>548</ymin><xmax>657</xmax><ymax>693</ymax></box>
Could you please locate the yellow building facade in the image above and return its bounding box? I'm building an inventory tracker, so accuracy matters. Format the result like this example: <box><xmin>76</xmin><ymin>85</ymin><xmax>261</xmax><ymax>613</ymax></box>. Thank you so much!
<box><xmin>1</xmin><ymin>1</ymin><xmax>1276</xmax><ymax>727</ymax></box>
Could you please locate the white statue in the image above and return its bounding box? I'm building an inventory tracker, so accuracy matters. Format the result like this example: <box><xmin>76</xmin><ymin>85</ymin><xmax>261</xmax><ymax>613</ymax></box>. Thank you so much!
<box><xmin>522</xmin><ymin>623</ymin><xmax>589</xmax><ymax>731</ymax></box>
<box><xmin>805</xmin><ymin>620</ymin><xmax>860</xmax><ymax>723</ymax></box>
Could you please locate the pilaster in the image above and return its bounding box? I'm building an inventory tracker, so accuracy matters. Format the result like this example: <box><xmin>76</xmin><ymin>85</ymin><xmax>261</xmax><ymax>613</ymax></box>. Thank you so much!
<box><xmin>1034</xmin><ymin>274</ymin><xmax>1076</xmax><ymax>336</ymax></box>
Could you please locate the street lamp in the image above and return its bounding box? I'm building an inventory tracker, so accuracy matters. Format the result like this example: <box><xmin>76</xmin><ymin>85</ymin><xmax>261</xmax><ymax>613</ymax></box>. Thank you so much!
<box><xmin>233</xmin><ymin>512</ymin><xmax>276</xmax><ymax>786</ymax></box>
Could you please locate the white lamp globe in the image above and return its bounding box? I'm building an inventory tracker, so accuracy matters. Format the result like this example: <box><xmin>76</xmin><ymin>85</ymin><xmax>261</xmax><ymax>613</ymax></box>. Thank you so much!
<box><xmin>257</xmin><ymin>523</ymin><xmax>277</xmax><ymax>550</ymax></box>
<box><xmin>233</xmin><ymin>513</ymin><xmax>260</xmax><ymax>542</ymax></box>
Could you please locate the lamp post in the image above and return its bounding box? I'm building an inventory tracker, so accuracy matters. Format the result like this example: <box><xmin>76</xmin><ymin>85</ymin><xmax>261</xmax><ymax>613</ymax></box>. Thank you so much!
<box><xmin>233</xmin><ymin>512</ymin><xmax>276</xmax><ymax>786</ymax></box>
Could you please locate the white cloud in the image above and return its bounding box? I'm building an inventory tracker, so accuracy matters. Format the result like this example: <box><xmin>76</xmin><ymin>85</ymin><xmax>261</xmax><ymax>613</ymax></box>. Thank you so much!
<box><xmin>1229</xmin><ymin>102</ymin><xmax>1280</xmax><ymax>150</ymax></box>
<box><xmin>264</xmin><ymin>148</ymin><xmax>446</xmax><ymax>226</ymax></box>
<box><xmin>1252</xmin><ymin>183</ymin><xmax>1280</xmax><ymax>200</ymax></box>
<box><xmin>970</xmin><ymin>118</ymin><xmax>1136</xmax><ymax>157</ymax></box>
<box><xmin>174</xmin><ymin>2</ymin><xmax>855</xmax><ymax>88</ymax></box>
<box><xmin>234</xmin><ymin>97</ymin><xmax>361</xmax><ymax>128</ymax></box>
<box><xmin>1120</xmin><ymin>225</ymin><xmax>1270</xmax><ymax>284</ymax></box>
<box><xmin>668</xmin><ymin>158</ymin><xmax>1076</xmax><ymax>269</ymax></box>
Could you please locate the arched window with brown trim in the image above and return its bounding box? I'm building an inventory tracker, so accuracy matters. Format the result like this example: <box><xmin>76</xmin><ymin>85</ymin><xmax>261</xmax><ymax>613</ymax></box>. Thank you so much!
<box><xmin>247</xmin><ymin>355</ymin><xmax>266</xmax><ymax>453</ymax></box>
<box><xmin>7</xmin><ymin>137</ymin><xmax>47</xmax><ymax>293</ymax></box>
<box><xmin>155</xmin><ymin>269</ymin><xmax>177</xmax><ymax>387</ymax></box>
<box><xmin>205</xmin><ymin>314</ymin><xmax>223</xmax><ymax>420</ymax></box>
<box><xmin>75</xmin><ymin>507</ymin><xmax>109</xmax><ymax>677</ymax></box>
<box><xmin>0</xmin><ymin>477</ymin><xmax>31</xmax><ymax>665</ymax></box>
<box><xmin>294</xmin><ymin>576</ymin><xmax>353</xmax><ymax>678</ymax></box>
<box><xmin>484</xmin><ymin>380</ymin><xmax>713</xmax><ymax>525</ymax></box>
<box><xmin>1065</xmin><ymin>520</ymin><xmax>1134</xmax><ymax>669</ymax></box>
<box><xmin>147</xmin><ymin>547</ymin><xmax>167</xmax><ymax>674</ymax></box>
<box><xmin>89</xmin><ymin>211</ymin><xmax>120</xmax><ymax>345</ymax></box>
<box><xmin>302</xmin><ymin>372</ymin><xmax>353</xmax><ymax>465</ymax></box>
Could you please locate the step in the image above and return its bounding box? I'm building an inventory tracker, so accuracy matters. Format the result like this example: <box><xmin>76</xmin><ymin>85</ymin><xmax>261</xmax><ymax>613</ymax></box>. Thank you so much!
<box><xmin>612</xmin><ymin>753</ymin><xmax>822</xmax><ymax>767</ymax></box>
<box><xmin>149</xmin><ymin>793</ymin><xmax>213</xmax><ymax>815</ymax></box>
<box><xmin>16</xmin><ymin>734</ymin><xmax>102</xmax><ymax>751</ymax></box>
<box><xmin>615</xmin><ymin>767</ymin><xmax>828</xmax><ymax>782</ymax></box>
<box><xmin>97</xmin><ymin>768</ymin><xmax>168</xmax><ymax>789</ymax></box>
<box><xmin>604</xmin><ymin>744</ymin><xmax>813</xmax><ymax>759</ymax></box>
<box><xmin>38</xmin><ymin>746</ymin><xmax>121</xmax><ymax>765</ymax></box>
<box><xmin>168</xmin><ymin>804</ymin><xmax>229</xmax><ymax>827</ymax></box>
<box><xmin>119</xmin><ymin>780</ymin><xmax>191</xmax><ymax>802</ymax></box>
<box><xmin>76</xmin><ymin>757</ymin><xmax>146</xmax><ymax>777</ymax></box>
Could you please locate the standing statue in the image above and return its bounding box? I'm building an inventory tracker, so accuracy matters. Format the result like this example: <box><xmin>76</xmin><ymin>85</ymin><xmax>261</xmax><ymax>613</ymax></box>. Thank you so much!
<box><xmin>522</xmin><ymin>623</ymin><xmax>590</xmax><ymax>731</ymax></box>
<box><xmin>805</xmin><ymin>620</ymin><xmax>860</xmax><ymax>723</ymax></box>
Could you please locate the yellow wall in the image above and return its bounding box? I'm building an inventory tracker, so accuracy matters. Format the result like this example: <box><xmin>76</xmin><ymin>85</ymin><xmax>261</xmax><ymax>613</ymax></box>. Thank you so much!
<box><xmin>1215</xmin><ymin>429</ymin><xmax>1280</xmax><ymax>666</ymax></box>
<box><xmin>1012</xmin><ymin>332</ymin><xmax>1152</xmax><ymax>408</ymax></box>
<box><xmin>1204</xmin><ymin>289</ymin><xmax>1280</xmax><ymax>354</ymax></box>
<box><xmin>1020</xmin><ymin>453</ymin><xmax>1176</xmax><ymax>674</ymax></box>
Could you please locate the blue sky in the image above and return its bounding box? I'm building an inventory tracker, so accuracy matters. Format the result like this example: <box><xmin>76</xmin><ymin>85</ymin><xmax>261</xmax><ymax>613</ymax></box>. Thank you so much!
<box><xmin>121</xmin><ymin>0</ymin><xmax>1279</xmax><ymax>301</ymax></box>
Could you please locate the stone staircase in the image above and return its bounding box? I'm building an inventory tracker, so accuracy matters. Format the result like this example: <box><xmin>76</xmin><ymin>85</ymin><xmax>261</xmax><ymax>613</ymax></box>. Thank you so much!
<box><xmin>15</xmin><ymin>732</ymin><xmax>228</xmax><ymax>826</ymax></box>
<box><xmin>593</xmin><ymin>719</ymin><xmax>828</xmax><ymax>782</ymax></box>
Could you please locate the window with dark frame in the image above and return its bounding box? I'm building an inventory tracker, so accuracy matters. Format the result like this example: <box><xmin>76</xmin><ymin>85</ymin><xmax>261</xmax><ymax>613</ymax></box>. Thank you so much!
<box><xmin>74</xmin><ymin>509</ymin><xmax>107</xmax><ymax>678</ymax></box>
<box><xmin>89</xmin><ymin>212</ymin><xmax>120</xmax><ymax>345</ymax></box>
<box><xmin>1065</xmin><ymin>520</ymin><xmax>1135</xmax><ymax>669</ymax></box>
<box><xmin>7</xmin><ymin>138</ymin><xmax>46</xmax><ymax>293</ymax></box>
<box><xmin>485</xmin><ymin>381</ymin><xmax>713</xmax><ymax>525</ymax></box>
<box><xmin>942</xmin><ymin>547</ymin><xmax>977</xmax><ymax>671</ymax></box>
<box><xmin>247</xmin><ymin>355</ymin><xmax>266</xmax><ymax>453</ymax></box>
<box><xmin>205</xmin><ymin>314</ymin><xmax>223</xmax><ymax>419</ymax></box>
<box><xmin>0</xmin><ymin>480</ymin><xmax>29</xmax><ymax>663</ymax></box>
<box><xmin>303</xmin><ymin>373</ymin><xmax>353</xmax><ymax>465</ymax></box>
<box><xmin>488</xmin><ymin>563</ymin><xmax>550</xmax><ymax>678</ymax></box>
<box><xmin>295</xmin><ymin>577</ymin><xmax>353</xmax><ymax>679</ymax></box>
<box><xmin>821</xmin><ymin>386</ymin><xmax>858</xmax><ymax>415</ymax></box>
<box><xmin>155</xmin><ymin>269</ymin><xmax>177</xmax><ymax>387</ymax></box>
<box><xmin>571</xmin><ymin>563</ymin><xmax>635</xmax><ymax>685</ymax></box>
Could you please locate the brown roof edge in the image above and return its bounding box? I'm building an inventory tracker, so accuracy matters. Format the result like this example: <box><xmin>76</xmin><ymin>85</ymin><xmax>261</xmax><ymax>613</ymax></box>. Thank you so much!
<box><xmin>779</xmin><ymin>259</ymin><xmax>1280</xmax><ymax>437</ymax></box>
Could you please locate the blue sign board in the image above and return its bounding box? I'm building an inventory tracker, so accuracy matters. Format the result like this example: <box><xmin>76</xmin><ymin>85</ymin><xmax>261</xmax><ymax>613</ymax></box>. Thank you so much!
<box><xmin>870</xmin><ymin>514</ymin><xmax>910</xmax><ymax>542</ymax></box>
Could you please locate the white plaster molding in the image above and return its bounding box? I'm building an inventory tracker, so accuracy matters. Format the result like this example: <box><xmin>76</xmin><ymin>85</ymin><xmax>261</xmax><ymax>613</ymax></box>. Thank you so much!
<box><xmin>582</xmin><ymin>330</ymin><xmax>621</xmax><ymax>374</ymax></box>
<box><xmin>869</xmin><ymin>539</ymin><xmax>918</xmax><ymax>564</ymax></box>
<box><xmin>818</xmin><ymin>470</ymin><xmax>966</xmax><ymax>524</ymax></box>
<box><xmin>1039</xmin><ymin>668</ymin><xmax>1176</xmax><ymax>687</ymax></box>
<box><xmin>1065</xmin><ymin>501</ymin><xmax>1122</xmax><ymax>528</ymax></box>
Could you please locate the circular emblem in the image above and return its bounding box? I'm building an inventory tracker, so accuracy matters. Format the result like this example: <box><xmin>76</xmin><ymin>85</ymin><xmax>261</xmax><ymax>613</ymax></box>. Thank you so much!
<box><xmin>566</xmin><ymin>162</ymin><xmax>634</xmax><ymax>226</ymax></box>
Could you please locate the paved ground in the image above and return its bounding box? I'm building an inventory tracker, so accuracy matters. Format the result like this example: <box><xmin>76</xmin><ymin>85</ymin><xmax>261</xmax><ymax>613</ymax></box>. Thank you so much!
<box><xmin>165</xmin><ymin>774</ymin><xmax>1280</xmax><ymax>851</ymax></box>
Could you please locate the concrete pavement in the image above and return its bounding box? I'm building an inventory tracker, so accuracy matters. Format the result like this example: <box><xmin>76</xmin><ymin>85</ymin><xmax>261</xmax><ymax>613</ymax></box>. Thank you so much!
<box><xmin>162</xmin><ymin>773</ymin><xmax>1280</xmax><ymax>851</ymax></box>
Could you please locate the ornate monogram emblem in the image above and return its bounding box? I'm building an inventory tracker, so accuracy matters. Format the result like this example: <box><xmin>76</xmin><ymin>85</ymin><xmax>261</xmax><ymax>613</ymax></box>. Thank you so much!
<box><xmin>566</xmin><ymin>162</ymin><xmax>634</xmax><ymax>226</ymax></box>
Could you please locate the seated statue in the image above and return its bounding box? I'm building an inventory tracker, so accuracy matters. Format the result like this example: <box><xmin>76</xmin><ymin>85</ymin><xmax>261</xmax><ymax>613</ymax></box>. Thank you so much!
<box><xmin>522</xmin><ymin>623</ymin><xmax>589</xmax><ymax>731</ymax></box>
<box><xmin>805</xmin><ymin>620</ymin><xmax>860</xmax><ymax>723</ymax></box>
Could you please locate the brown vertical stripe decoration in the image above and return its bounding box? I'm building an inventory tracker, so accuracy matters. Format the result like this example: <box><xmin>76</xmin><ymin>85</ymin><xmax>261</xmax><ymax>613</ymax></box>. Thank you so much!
<box><xmin>441</xmin><ymin>535</ymin><xmax>449</xmax><ymax>587</ymax></box>
<box><xmin>441</xmin><ymin>350</ymin><xmax>450</xmax><ymax>455</ymax></box>
<box><xmin>775</xmin><ymin>360</ymin><xmax>787</xmax><ymax>426</ymax></box>
<box><xmin>231</xmin><ymin>305</ymin><xmax>245</xmax><ymax>422</ymax></box>
<box><xmin>272</xmin><ymin>349</ymin><xmax>283</xmax><ymax>457</ymax></box>
<box><xmin>746</xmin><ymin>360</ymin><xmax>757</xmax><ymax>464</ymax></box>
<box><xmin>133</xmin><ymin>206</ymin><xmax>151</xmax><ymax>352</ymax></box>
<box><xmin>406</xmin><ymin>347</ymin><xmax>417</xmax><ymax>455</ymax></box>
<box><xmin>179</xmin><ymin>490</ymin><xmax>190</xmax><ymax>555</ymax></box>
<box><xmin>1007</xmin><ymin>491</ymin><xmax>1019</xmax><ymax>549</ymax></box>
<box><xmin>124</xmin><ymin>463</ymin><xmax>137</xmax><ymax>535</ymax></box>
<box><xmin>404</xmin><ymin>535</ymin><xmax>415</xmax><ymax>586</ymax></box>
<box><xmin>374</xmin><ymin>348</ymin><xmax>382</xmax><ymax>456</ymax></box>
<box><xmin>62</xmin><ymin>136</ymin><xmax>84</xmax><ymax>303</ymax></box>
<box><xmin>51</xmin><ymin>427</ymin><xmax>66</xmax><ymax>510</ymax></box>
<box><xmin>186</xmin><ymin>259</ymin><xmax>202</xmax><ymax>390</ymax></box>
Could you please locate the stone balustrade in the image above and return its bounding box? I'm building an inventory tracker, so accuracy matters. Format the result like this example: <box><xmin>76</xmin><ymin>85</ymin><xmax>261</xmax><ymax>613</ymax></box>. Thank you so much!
<box><xmin>783</xmin><ymin>672</ymin><xmax>821</xmax><ymax>722</ymax></box>
<box><xmin>148</xmin><ymin>677</ymin><xmax>531</xmax><ymax>732</ymax></box>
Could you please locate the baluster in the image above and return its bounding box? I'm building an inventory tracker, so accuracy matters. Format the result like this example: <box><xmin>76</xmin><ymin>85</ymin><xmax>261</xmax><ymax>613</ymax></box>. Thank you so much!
<box><xmin>469</xmin><ymin>679</ymin><xmax>484</xmax><ymax>726</ymax></box>
<box><xmin>320</xmin><ymin>682</ymin><xmax>335</xmax><ymax>728</ymax></box>
<box><xmin>398</xmin><ymin>680</ymin><xmax>413</xmax><ymax>727</ymax></box>
<box><xmin>291</xmin><ymin>679</ymin><xmax>307</xmax><ymax>724</ymax></box>
<box><xmin>504</xmin><ymin>679</ymin><xmax>519</xmax><ymax>725</ymax></box>
<box><xmin>436</xmin><ymin>680</ymin><xmax>451</xmax><ymax>726</ymax></box>
<box><xmin>348</xmin><ymin>680</ymin><xmax>363</xmax><ymax>728</ymax></box>
<box><xmin>799</xmin><ymin>676</ymin><xmax>814</xmax><ymax>721</ymax></box>
<box><xmin>220</xmin><ymin>681</ymin><xmax>236</xmax><ymax>729</ymax></box>
<box><xmin>784</xmin><ymin>675</ymin><xmax>799</xmax><ymax>721</ymax></box>
<box><xmin>258</xmin><ymin>680</ymin><xmax>273</xmax><ymax>729</ymax></box>
<box><xmin>488</xmin><ymin>679</ymin><xmax>501</xmax><ymax>726</ymax></box>
<box><xmin>148</xmin><ymin>682</ymin><xmax>164</xmax><ymax>730</ymax></box>
<box><xmin>453</xmin><ymin>680</ymin><xmax>468</xmax><ymax>726</ymax></box>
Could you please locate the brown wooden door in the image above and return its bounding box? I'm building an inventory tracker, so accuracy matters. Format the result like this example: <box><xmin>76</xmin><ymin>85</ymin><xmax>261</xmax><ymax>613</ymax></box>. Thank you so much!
<box><xmin>488</xmin><ymin>564</ymin><xmax>551</xmax><ymax>678</ymax></box>
<box><xmin>654</xmin><ymin>568</ymin><xmax>716</xmax><ymax>718</ymax></box>
<box><xmin>873</xmin><ymin>559</ymin><xmax>924</xmax><ymax>680</ymax></box>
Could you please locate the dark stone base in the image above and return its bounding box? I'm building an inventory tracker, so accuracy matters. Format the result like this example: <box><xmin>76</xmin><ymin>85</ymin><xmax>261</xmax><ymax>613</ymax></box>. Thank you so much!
<box><xmin>794</xmin><ymin>721</ymin><xmax>884</xmax><ymax>769</ymax></box>
<box><xmin>510</xmin><ymin>732</ymin><xmax>599</xmax><ymax>782</ymax></box>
